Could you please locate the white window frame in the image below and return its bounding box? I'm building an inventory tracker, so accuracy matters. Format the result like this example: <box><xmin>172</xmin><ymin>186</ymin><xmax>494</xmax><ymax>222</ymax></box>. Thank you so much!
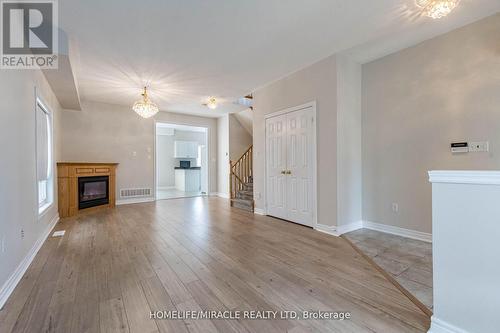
<box><xmin>36</xmin><ymin>96</ymin><xmax>54</xmax><ymax>216</ymax></box>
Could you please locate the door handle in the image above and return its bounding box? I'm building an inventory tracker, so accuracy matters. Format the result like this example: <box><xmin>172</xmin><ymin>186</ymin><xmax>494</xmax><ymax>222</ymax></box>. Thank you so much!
<box><xmin>286</xmin><ymin>170</ymin><xmax>292</xmax><ymax>175</ymax></box>
<box><xmin>281</xmin><ymin>170</ymin><xmax>286</xmax><ymax>174</ymax></box>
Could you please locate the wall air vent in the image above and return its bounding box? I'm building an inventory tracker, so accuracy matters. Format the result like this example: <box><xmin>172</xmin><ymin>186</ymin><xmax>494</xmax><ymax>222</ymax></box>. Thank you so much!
<box><xmin>120</xmin><ymin>188</ymin><xmax>151</xmax><ymax>198</ymax></box>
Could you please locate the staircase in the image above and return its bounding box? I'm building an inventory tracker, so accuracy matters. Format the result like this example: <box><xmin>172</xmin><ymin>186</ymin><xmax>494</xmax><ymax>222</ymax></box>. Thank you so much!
<box><xmin>230</xmin><ymin>146</ymin><xmax>254</xmax><ymax>212</ymax></box>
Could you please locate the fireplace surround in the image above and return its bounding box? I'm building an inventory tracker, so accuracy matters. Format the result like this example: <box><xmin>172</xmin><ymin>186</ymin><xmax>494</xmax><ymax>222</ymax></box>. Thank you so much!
<box><xmin>57</xmin><ymin>162</ymin><xmax>118</xmax><ymax>218</ymax></box>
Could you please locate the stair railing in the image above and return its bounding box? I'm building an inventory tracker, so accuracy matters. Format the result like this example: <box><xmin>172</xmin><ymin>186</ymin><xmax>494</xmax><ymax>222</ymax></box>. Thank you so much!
<box><xmin>229</xmin><ymin>145</ymin><xmax>253</xmax><ymax>200</ymax></box>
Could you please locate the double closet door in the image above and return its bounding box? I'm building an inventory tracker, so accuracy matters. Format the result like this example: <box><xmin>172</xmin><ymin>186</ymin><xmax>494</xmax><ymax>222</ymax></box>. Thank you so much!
<box><xmin>266</xmin><ymin>105</ymin><xmax>315</xmax><ymax>227</ymax></box>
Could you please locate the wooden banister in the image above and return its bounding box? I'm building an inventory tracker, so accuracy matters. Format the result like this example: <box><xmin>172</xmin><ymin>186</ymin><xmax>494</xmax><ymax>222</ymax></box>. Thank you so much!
<box><xmin>229</xmin><ymin>145</ymin><xmax>253</xmax><ymax>201</ymax></box>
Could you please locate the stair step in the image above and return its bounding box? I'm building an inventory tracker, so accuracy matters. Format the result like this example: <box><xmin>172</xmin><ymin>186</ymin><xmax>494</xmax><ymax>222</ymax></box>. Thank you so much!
<box><xmin>236</xmin><ymin>194</ymin><xmax>253</xmax><ymax>200</ymax></box>
<box><xmin>231</xmin><ymin>198</ymin><xmax>254</xmax><ymax>212</ymax></box>
<box><xmin>237</xmin><ymin>190</ymin><xmax>253</xmax><ymax>196</ymax></box>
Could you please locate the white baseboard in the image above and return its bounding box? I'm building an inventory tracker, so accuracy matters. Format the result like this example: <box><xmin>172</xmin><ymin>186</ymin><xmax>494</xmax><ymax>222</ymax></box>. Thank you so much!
<box><xmin>0</xmin><ymin>213</ymin><xmax>59</xmax><ymax>310</ymax></box>
<box><xmin>314</xmin><ymin>220</ymin><xmax>431</xmax><ymax>242</ymax></box>
<box><xmin>314</xmin><ymin>221</ymin><xmax>363</xmax><ymax>237</ymax></box>
<box><xmin>428</xmin><ymin>316</ymin><xmax>470</xmax><ymax>333</ymax></box>
<box><xmin>315</xmin><ymin>224</ymin><xmax>340</xmax><ymax>237</ymax></box>
<box><xmin>209</xmin><ymin>192</ymin><xmax>230</xmax><ymax>199</ymax></box>
<box><xmin>254</xmin><ymin>208</ymin><xmax>266</xmax><ymax>215</ymax></box>
<box><xmin>116</xmin><ymin>197</ymin><xmax>156</xmax><ymax>205</ymax></box>
<box><xmin>363</xmin><ymin>220</ymin><xmax>432</xmax><ymax>243</ymax></box>
<box><xmin>157</xmin><ymin>186</ymin><xmax>176</xmax><ymax>191</ymax></box>
<box><xmin>337</xmin><ymin>221</ymin><xmax>363</xmax><ymax>235</ymax></box>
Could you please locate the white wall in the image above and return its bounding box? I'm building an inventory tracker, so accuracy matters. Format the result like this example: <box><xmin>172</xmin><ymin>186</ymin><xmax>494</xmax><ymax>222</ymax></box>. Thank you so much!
<box><xmin>253</xmin><ymin>55</ymin><xmax>338</xmax><ymax>226</ymax></box>
<box><xmin>429</xmin><ymin>171</ymin><xmax>500</xmax><ymax>333</ymax></box>
<box><xmin>362</xmin><ymin>14</ymin><xmax>500</xmax><ymax>234</ymax></box>
<box><xmin>217</xmin><ymin>115</ymin><xmax>229</xmax><ymax>197</ymax></box>
<box><xmin>229</xmin><ymin>114</ymin><xmax>253</xmax><ymax>161</ymax></box>
<box><xmin>0</xmin><ymin>70</ymin><xmax>62</xmax><ymax>306</ymax></box>
<box><xmin>233</xmin><ymin>108</ymin><xmax>253</xmax><ymax>136</ymax></box>
<box><xmin>336</xmin><ymin>55</ymin><xmax>362</xmax><ymax>228</ymax></box>
<box><xmin>156</xmin><ymin>134</ymin><xmax>176</xmax><ymax>188</ymax></box>
<box><xmin>60</xmin><ymin>101</ymin><xmax>218</xmax><ymax>201</ymax></box>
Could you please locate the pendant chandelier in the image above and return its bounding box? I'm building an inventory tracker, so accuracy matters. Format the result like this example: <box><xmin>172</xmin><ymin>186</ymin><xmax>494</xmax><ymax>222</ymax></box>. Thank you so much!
<box><xmin>132</xmin><ymin>86</ymin><xmax>159</xmax><ymax>118</ymax></box>
<box><xmin>416</xmin><ymin>0</ymin><xmax>460</xmax><ymax>19</ymax></box>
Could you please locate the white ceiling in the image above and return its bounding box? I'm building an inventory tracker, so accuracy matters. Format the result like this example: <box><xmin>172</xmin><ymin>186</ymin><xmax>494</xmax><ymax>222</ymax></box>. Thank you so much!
<box><xmin>59</xmin><ymin>0</ymin><xmax>500</xmax><ymax>117</ymax></box>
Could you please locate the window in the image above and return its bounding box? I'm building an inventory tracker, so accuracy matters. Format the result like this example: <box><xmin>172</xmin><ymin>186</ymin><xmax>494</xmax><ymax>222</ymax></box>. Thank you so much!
<box><xmin>36</xmin><ymin>98</ymin><xmax>53</xmax><ymax>214</ymax></box>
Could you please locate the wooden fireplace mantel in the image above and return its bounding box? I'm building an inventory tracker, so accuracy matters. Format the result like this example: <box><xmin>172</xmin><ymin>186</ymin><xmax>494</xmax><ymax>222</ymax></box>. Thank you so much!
<box><xmin>57</xmin><ymin>162</ymin><xmax>118</xmax><ymax>218</ymax></box>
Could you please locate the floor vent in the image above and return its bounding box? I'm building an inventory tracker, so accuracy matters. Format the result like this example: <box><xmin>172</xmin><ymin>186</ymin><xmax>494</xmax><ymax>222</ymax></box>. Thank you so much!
<box><xmin>120</xmin><ymin>188</ymin><xmax>152</xmax><ymax>198</ymax></box>
<box><xmin>52</xmin><ymin>230</ymin><xmax>65</xmax><ymax>237</ymax></box>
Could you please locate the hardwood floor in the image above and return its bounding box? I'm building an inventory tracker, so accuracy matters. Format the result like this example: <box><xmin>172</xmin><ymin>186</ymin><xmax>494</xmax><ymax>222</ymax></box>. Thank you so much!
<box><xmin>0</xmin><ymin>197</ymin><xmax>430</xmax><ymax>333</ymax></box>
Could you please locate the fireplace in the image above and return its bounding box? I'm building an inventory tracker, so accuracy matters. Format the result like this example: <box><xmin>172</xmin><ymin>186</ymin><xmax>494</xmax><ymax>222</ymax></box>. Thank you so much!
<box><xmin>78</xmin><ymin>176</ymin><xmax>109</xmax><ymax>209</ymax></box>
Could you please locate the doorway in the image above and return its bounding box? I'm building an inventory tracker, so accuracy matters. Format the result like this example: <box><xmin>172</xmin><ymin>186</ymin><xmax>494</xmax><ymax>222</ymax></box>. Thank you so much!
<box><xmin>155</xmin><ymin>122</ymin><xmax>209</xmax><ymax>200</ymax></box>
<box><xmin>265</xmin><ymin>102</ymin><xmax>317</xmax><ymax>227</ymax></box>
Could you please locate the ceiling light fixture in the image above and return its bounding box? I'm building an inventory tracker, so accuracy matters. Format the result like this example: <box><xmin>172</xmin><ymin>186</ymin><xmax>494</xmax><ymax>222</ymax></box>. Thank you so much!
<box><xmin>205</xmin><ymin>97</ymin><xmax>218</xmax><ymax>110</ymax></box>
<box><xmin>416</xmin><ymin>0</ymin><xmax>460</xmax><ymax>19</ymax></box>
<box><xmin>132</xmin><ymin>86</ymin><xmax>159</xmax><ymax>118</ymax></box>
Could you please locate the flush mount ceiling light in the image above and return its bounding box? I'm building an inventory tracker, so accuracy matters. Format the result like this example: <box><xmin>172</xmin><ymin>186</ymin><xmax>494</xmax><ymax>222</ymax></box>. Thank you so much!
<box><xmin>416</xmin><ymin>0</ymin><xmax>460</xmax><ymax>19</ymax></box>
<box><xmin>203</xmin><ymin>97</ymin><xmax>218</xmax><ymax>110</ymax></box>
<box><xmin>132</xmin><ymin>86</ymin><xmax>159</xmax><ymax>118</ymax></box>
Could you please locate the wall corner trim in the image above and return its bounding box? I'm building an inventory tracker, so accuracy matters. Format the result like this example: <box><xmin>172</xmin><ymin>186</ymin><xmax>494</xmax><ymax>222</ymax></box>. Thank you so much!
<box><xmin>254</xmin><ymin>208</ymin><xmax>266</xmax><ymax>215</ymax></box>
<box><xmin>428</xmin><ymin>170</ymin><xmax>500</xmax><ymax>185</ymax></box>
<box><xmin>337</xmin><ymin>221</ymin><xmax>363</xmax><ymax>235</ymax></box>
<box><xmin>0</xmin><ymin>213</ymin><xmax>59</xmax><ymax>310</ymax></box>
<box><xmin>314</xmin><ymin>224</ymin><xmax>340</xmax><ymax>237</ymax></box>
<box><xmin>315</xmin><ymin>221</ymin><xmax>363</xmax><ymax>237</ymax></box>
<box><xmin>363</xmin><ymin>220</ymin><xmax>432</xmax><ymax>243</ymax></box>
<box><xmin>428</xmin><ymin>316</ymin><xmax>470</xmax><ymax>333</ymax></box>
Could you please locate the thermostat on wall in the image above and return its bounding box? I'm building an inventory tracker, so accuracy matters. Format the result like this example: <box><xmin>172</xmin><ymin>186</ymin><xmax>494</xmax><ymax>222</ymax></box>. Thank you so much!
<box><xmin>451</xmin><ymin>142</ymin><xmax>468</xmax><ymax>153</ymax></box>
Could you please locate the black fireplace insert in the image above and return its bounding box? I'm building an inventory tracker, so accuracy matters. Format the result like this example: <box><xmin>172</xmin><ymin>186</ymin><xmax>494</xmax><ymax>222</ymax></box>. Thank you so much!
<box><xmin>78</xmin><ymin>176</ymin><xmax>109</xmax><ymax>209</ymax></box>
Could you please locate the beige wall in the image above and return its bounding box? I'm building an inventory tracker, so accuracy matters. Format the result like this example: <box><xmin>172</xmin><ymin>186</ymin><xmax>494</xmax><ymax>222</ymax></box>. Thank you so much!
<box><xmin>217</xmin><ymin>115</ymin><xmax>229</xmax><ymax>196</ymax></box>
<box><xmin>0</xmin><ymin>70</ymin><xmax>62</xmax><ymax>298</ymax></box>
<box><xmin>60</xmin><ymin>101</ymin><xmax>218</xmax><ymax>201</ymax></box>
<box><xmin>229</xmin><ymin>114</ymin><xmax>252</xmax><ymax>161</ymax></box>
<box><xmin>156</xmin><ymin>134</ymin><xmax>176</xmax><ymax>188</ymax></box>
<box><xmin>253</xmin><ymin>55</ymin><xmax>337</xmax><ymax>226</ymax></box>
<box><xmin>362</xmin><ymin>14</ymin><xmax>500</xmax><ymax>233</ymax></box>
<box><xmin>336</xmin><ymin>55</ymin><xmax>362</xmax><ymax>227</ymax></box>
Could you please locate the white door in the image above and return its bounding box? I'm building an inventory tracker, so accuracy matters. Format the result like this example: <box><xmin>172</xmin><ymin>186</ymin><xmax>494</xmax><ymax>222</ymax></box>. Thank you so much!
<box><xmin>266</xmin><ymin>114</ymin><xmax>288</xmax><ymax>220</ymax></box>
<box><xmin>266</xmin><ymin>106</ymin><xmax>315</xmax><ymax>226</ymax></box>
<box><xmin>286</xmin><ymin>108</ymin><xmax>314</xmax><ymax>226</ymax></box>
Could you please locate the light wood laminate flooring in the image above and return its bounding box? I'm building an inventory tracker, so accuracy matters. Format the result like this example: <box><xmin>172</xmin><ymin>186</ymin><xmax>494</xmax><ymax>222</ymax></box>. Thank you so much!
<box><xmin>0</xmin><ymin>197</ymin><xmax>430</xmax><ymax>333</ymax></box>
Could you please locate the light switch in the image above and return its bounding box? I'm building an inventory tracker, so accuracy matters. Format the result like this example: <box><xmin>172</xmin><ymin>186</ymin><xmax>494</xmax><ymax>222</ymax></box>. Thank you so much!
<box><xmin>469</xmin><ymin>141</ymin><xmax>489</xmax><ymax>152</ymax></box>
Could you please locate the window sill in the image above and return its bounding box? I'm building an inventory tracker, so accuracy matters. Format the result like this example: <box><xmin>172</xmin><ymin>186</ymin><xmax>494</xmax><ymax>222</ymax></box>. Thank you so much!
<box><xmin>38</xmin><ymin>202</ymin><xmax>53</xmax><ymax>218</ymax></box>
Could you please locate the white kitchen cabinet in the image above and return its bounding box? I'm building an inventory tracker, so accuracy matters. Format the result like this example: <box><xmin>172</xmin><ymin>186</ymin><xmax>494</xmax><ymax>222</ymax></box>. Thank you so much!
<box><xmin>175</xmin><ymin>169</ymin><xmax>201</xmax><ymax>192</ymax></box>
<box><xmin>174</xmin><ymin>141</ymin><xmax>198</xmax><ymax>158</ymax></box>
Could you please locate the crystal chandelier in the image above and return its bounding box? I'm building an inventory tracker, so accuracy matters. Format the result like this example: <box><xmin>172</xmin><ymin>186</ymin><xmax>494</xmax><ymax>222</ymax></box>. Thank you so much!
<box><xmin>132</xmin><ymin>86</ymin><xmax>159</xmax><ymax>118</ymax></box>
<box><xmin>416</xmin><ymin>0</ymin><xmax>460</xmax><ymax>19</ymax></box>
